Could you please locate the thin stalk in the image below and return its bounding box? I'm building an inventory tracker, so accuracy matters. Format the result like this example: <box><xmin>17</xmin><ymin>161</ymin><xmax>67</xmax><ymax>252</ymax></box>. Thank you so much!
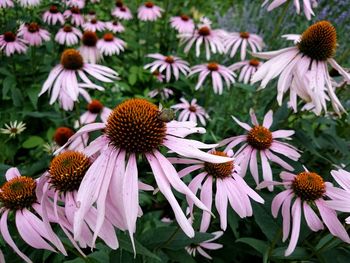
<box><xmin>271</xmin><ymin>1</ymin><xmax>290</xmax><ymax>41</ymax></box>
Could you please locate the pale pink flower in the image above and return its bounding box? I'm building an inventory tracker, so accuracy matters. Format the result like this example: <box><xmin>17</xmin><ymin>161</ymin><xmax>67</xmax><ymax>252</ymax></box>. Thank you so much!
<box><xmin>79</xmin><ymin>31</ymin><xmax>101</xmax><ymax>64</ymax></box>
<box><xmin>105</xmin><ymin>21</ymin><xmax>125</xmax><ymax>33</ymax></box>
<box><xmin>151</xmin><ymin>70</ymin><xmax>165</xmax><ymax>82</ymax></box>
<box><xmin>43</xmin><ymin>5</ymin><xmax>65</xmax><ymax>25</ymax></box>
<box><xmin>55</xmin><ymin>25</ymin><xmax>82</xmax><ymax>46</ymax></box>
<box><xmin>65</xmin><ymin>0</ymin><xmax>85</xmax><ymax>8</ymax></box>
<box><xmin>251</xmin><ymin>21</ymin><xmax>350</xmax><ymax>115</ymax></box>
<box><xmin>112</xmin><ymin>2</ymin><xmax>133</xmax><ymax>20</ymax></box>
<box><xmin>144</xmin><ymin>53</ymin><xmax>190</xmax><ymax>82</ymax></box>
<box><xmin>97</xmin><ymin>33</ymin><xmax>126</xmax><ymax>56</ymax></box>
<box><xmin>229</xmin><ymin>59</ymin><xmax>263</xmax><ymax>84</ymax></box>
<box><xmin>0</xmin><ymin>0</ymin><xmax>13</xmax><ymax>8</ymax></box>
<box><xmin>53</xmin><ymin>126</ymin><xmax>88</xmax><ymax>151</ymax></box>
<box><xmin>77</xmin><ymin>99</ymin><xmax>112</xmax><ymax>126</ymax></box>
<box><xmin>171</xmin><ymin>98</ymin><xmax>209</xmax><ymax>126</ymax></box>
<box><xmin>18</xmin><ymin>0</ymin><xmax>40</xmax><ymax>7</ymax></box>
<box><xmin>39</xmin><ymin>49</ymin><xmax>118</xmax><ymax>109</ymax></box>
<box><xmin>224</xmin><ymin>31</ymin><xmax>264</xmax><ymax>61</ymax></box>
<box><xmin>82</xmin><ymin>18</ymin><xmax>105</xmax><ymax>32</ymax></box>
<box><xmin>148</xmin><ymin>87</ymin><xmax>173</xmax><ymax>99</ymax></box>
<box><xmin>17</xmin><ymin>22</ymin><xmax>50</xmax><ymax>47</ymax></box>
<box><xmin>64</xmin><ymin>7</ymin><xmax>85</xmax><ymax>26</ymax></box>
<box><xmin>262</xmin><ymin>0</ymin><xmax>318</xmax><ymax>20</ymax></box>
<box><xmin>0</xmin><ymin>168</ymin><xmax>67</xmax><ymax>263</ymax></box>
<box><xmin>85</xmin><ymin>10</ymin><xmax>96</xmax><ymax>20</ymax></box>
<box><xmin>189</xmin><ymin>62</ymin><xmax>236</xmax><ymax>95</ymax></box>
<box><xmin>0</xmin><ymin>31</ymin><xmax>27</xmax><ymax>56</ymax></box>
<box><xmin>186</xmin><ymin>231</ymin><xmax>223</xmax><ymax>260</ymax></box>
<box><xmin>137</xmin><ymin>2</ymin><xmax>163</xmax><ymax>21</ymax></box>
<box><xmin>220</xmin><ymin>109</ymin><xmax>300</xmax><ymax>191</ymax></box>
<box><xmin>170</xmin><ymin>15</ymin><xmax>195</xmax><ymax>33</ymax></box>
<box><xmin>257</xmin><ymin>168</ymin><xmax>350</xmax><ymax>256</ymax></box>
<box><xmin>56</xmin><ymin>98</ymin><xmax>232</xmax><ymax>251</ymax></box>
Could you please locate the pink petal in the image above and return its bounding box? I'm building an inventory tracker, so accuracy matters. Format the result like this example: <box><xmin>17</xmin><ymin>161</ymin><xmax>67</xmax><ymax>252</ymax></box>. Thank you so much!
<box><xmin>262</xmin><ymin>110</ymin><xmax>273</xmax><ymax>129</ymax></box>
<box><xmin>285</xmin><ymin>198</ymin><xmax>301</xmax><ymax>256</ymax></box>
<box><xmin>5</xmin><ymin>167</ymin><xmax>21</xmax><ymax>181</ymax></box>
<box><xmin>199</xmin><ymin>176</ymin><xmax>213</xmax><ymax>232</ymax></box>
<box><xmin>303</xmin><ymin>202</ymin><xmax>324</xmax><ymax>232</ymax></box>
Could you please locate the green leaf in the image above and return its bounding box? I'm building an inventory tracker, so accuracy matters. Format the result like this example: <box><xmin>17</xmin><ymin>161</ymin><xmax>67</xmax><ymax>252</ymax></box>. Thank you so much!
<box><xmin>236</xmin><ymin>238</ymin><xmax>268</xmax><ymax>254</ymax></box>
<box><xmin>253</xmin><ymin>202</ymin><xmax>280</xmax><ymax>241</ymax></box>
<box><xmin>22</xmin><ymin>136</ymin><xmax>44</xmax><ymax>149</ymax></box>
<box><xmin>272</xmin><ymin>247</ymin><xmax>310</xmax><ymax>260</ymax></box>
<box><xmin>2</xmin><ymin>76</ymin><xmax>16</xmax><ymax>99</ymax></box>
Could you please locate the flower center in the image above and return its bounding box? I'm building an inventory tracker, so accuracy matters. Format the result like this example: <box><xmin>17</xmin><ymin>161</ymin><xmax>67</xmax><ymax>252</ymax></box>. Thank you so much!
<box><xmin>28</xmin><ymin>22</ymin><xmax>39</xmax><ymax>33</ymax></box>
<box><xmin>249</xmin><ymin>59</ymin><xmax>260</xmax><ymax>67</ymax></box>
<box><xmin>165</xmin><ymin>56</ymin><xmax>174</xmax><ymax>64</ymax></box>
<box><xmin>49</xmin><ymin>151</ymin><xmax>91</xmax><ymax>193</ymax></box>
<box><xmin>54</xmin><ymin>127</ymin><xmax>74</xmax><ymax>146</ymax></box>
<box><xmin>82</xmin><ymin>31</ymin><xmax>98</xmax><ymax>47</ymax></box>
<box><xmin>88</xmin><ymin>10</ymin><xmax>96</xmax><ymax>15</ymax></box>
<box><xmin>120</xmin><ymin>7</ymin><xmax>126</xmax><ymax>12</ymax></box>
<box><xmin>204</xmin><ymin>151</ymin><xmax>234</xmax><ymax>178</ymax></box>
<box><xmin>207</xmin><ymin>62</ymin><xmax>219</xmax><ymax>71</ymax></box>
<box><xmin>71</xmin><ymin>7</ymin><xmax>80</xmax><ymax>14</ymax></box>
<box><xmin>180</xmin><ymin>14</ymin><xmax>189</xmax><ymax>21</ymax></box>
<box><xmin>103</xmin><ymin>33</ymin><xmax>114</xmax><ymax>42</ymax></box>
<box><xmin>145</xmin><ymin>1</ymin><xmax>154</xmax><ymax>8</ymax></box>
<box><xmin>0</xmin><ymin>177</ymin><xmax>36</xmax><ymax>210</ymax></box>
<box><xmin>88</xmin><ymin>99</ymin><xmax>104</xmax><ymax>113</ymax></box>
<box><xmin>298</xmin><ymin>21</ymin><xmax>337</xmax><ymax>61</ymax></box>
<box><xmin>292</xmin><ymin>172</ymin><xmax>325</xmax><ymax>201</ymax></box>
<box><xmin>91</xmin><ymin>19</ymin><xmax>97</xmax><ymax>24</ymax></box>
<box><xmin>189</xmin><ymin>106</ymin><xmax>197</xmax><ymax>112</ymax></box>
<box><xmin>10</xmin><ymin>128</ymin><xmax>18</xmax><ymax>133</ymax></box>
<box><xmin>112</xmin><ymin>21</ymin><xmax>119</xmax><ymax>26</ymax></box>
<box><xmin>49</xmin><ymin>5</ymin><xmax>59</xmax><ymax>13</ymax></box>
<box><xmin>198</xmin><ymin>26</ymin><xmax>210</xmax><ymax>36</ymax></box>
<box><xmin>63</xmin><ymin>25</ymin><xmax>73</xmax><ymax>32</ymax></box>
<box><xmin>60</xmin><ymin>49</ymin><xmax>84</xmax><ymax>70</ymax></box>
<box><xmin>4</xmin><ymin>32</ymin><xmax>16</xmax><ymax>42</ymax></box>
<box><xmin>240</xmin><ymin>32</ymin><xmax>250</xmax><ymax>39</ymax></box>
<box><xmin>116</xmin><ymin>0</ymin><xmax>123</xmax><ymax>7</ymax></box>
<box><xmin>247</xmin><ymin>126</ymin><xmax>273</xmax><ymax>150</ymax></box>
<box><xmin>106</xmin><ymin>98</ymin><xmax>167</xmax><ymax>153</ymax></box>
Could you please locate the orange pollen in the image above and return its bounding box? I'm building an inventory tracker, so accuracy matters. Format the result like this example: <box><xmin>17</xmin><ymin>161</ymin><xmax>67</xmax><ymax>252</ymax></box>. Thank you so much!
<box><xmin>49</xmin><ymin>5</ymin><xmax>59</xmax><ymax>13</ymax></box>
<box><xmin>0</xmin><ymin>176</ymin><xmax>37</xmax><ymax>210</ymax></box>
<box><xmin>103</xmin><ymin>33</ymin><xmax>114</xmax><ymax>42</ymax></box>
<box><xmin>4</xmin><ymin>32</ymin><xmax>16</xmax><ymax>42</ymax></box>
<box><xmin>204</xmin><ymin>151</ymin><xmax>233</xmax><ymax>178</ymax></box>
<box><xmin>292</xmin><ymin>172</ymin><xmax>326</xmax><ymax>201</ymax></box>
<box><xmin>63</xmin><ymin>25</ymin><xmax>73</xmax><ymax>32</ymax></box>
<box><xmin>249</xmin><ymin>59</ymin><xmax>260</xmax><ymax>67</ymax></box>
<box><xmin>54</xmin><ymin>126</ymin><xmax>75</xmax><ymax>146</ymax></box>
<box><xmin>28</xmin><ymin>22</ymin><xmax>39</xmax><ymax>33</ymax></box>
<box><xmin>88</xmin><ymin>99</ymin><xmax>104</xmax><ymax>113</ymax></box>
<box><xmin>180</xmin><ymin>14</ymin><xmax>189</xmax><ymax>21</ymax></box>
<box><xmin>207</xmin><ymin>62</ymin><xmax>219</xmax><ymax>71</ymax></box>
<box><xmin>145</xmin><ymin>1</ymin><xmax>154</xmax><ymax>8</ymax></box>
<box><xmin>247</xmin><ymin>125</ymin><xmax>273</xmax><ymax>150</ymax></box>
<box><xmin>60</xmin><ymin>49</ymin><xmax>84</xmax><ymax>70</ymax></box>
<box><xmin>165</xmin><ymin>56</ymin><xmax>175</xmax><ymax>64</ymax></box>
<box><xmin>82</xmin><ymin>31</ymin><xmax>98</xmax><ymax>46</ymax></box>
<box><xmin>198</xmin><ymin>26</ymin><xmax>210</xmax><ymax>36</ymax></box>
<box><xmin>240</xmin><ymin>32</ymin><xmax>250</xmax><ymax>39</ymax></box>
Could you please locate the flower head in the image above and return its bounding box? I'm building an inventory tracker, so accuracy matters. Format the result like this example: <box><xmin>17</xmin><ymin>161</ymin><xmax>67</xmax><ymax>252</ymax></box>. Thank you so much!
<box><xmin>105</xmin><ymin>21</ymin><xmax>125</xmax><ymax>33</ymax></box>
<box><xmin>79</xmin><ymin>31</ymin><xmax>101</xmax><ymax>64</ymax></box>
<box><xmin>0</xmin><ymin>32</ymin><xmax>27</xmax><ymax>56</ymax></box>
<box><xmin>97</xmin><ymin>33</ymin><xmax>126</xmax><ymax>56</ymax></box>
<box><xmin>55</xmin><ymin>25</ymin><xmax>82</xmax><ymax>46</ymax></box>
<box><xmin>82</xmin><ymin>18</ymin><xmax>106</xmax><ymax>32</ymax></box>
<box><xmin>64</xmin><ymin>7</ymin><xmax>85</xmax><ymax>26</ymax></box>
<box><xmin>43</xmin><ymin>5</ymin><xmax>65</xmax><ymax>25</ymax></box>
<box><xmin>186</xmin><ymin>231</ymin><xmax>223</xmax><ymax>259</ymax></box>
<box><xmin>262</xmin><ymin>0</ymin><xmax>318</xmax><ymax>20</ymax></box>
<box><xmin>229</xmin><ymin>59</ymin><xmax>263</xmax><ymax>84</ymax></box>
<box><xmin>0</xmin><ymin>0</ymin><xmax>14</xmax><ymax>8</ymax></box>
<box><xmin>112</xmin><ymin>1</ymin><xmax>133</xmax><ymax>20</ymax></box>
<box><xmin>0</xmin><ymin>121</ymin><xmax>26</xmax><ymax>138</ymax></box>
<box><xmin>53</xmin><ymin>126</ymin><xmax>87</xmax><ymax>151</ymax></box>
<box><xmin>171</xmin><ymin>98</ymin><xmax>209</xmax><ymax>126</ymax></box>
<box><xmin>76</xmin><ymin>99</ymin><xmax>112</xmax><ymax>126</ymax></box>
<box><xmin>170</xmin><ymin>15</ymin><xmax>195</xmax><ymax>33</ymax></box>
<box><xmin>137</xmin><ymin>2</ymin><xmax>163</xmax><ymax>21</ymax></box>
<box><xmin>148</xmin><ymin>87</ymin><xmax>173</xmax><ymax>100</ymax></box>
<box><xmin>17</xmin><ymin>22</ymin><xmax>50</xmax><ymax>47</ymax></box>
<box><xmin>18</xmin><ymin>0</ymin><xmax>40</xmax><ymax>7</ymax></box>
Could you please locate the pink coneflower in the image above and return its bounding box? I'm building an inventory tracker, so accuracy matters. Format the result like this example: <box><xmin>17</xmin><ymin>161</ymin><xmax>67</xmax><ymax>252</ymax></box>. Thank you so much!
<box><xmin>137</xmin><ymin>2</ymin><xmax>163</xmax><ymax>21</ymax></box>
<box><xmin>171</xmin><ymin>98</ymin><xmax>209</xmax><ymax>126</ymax></box>
<box><xmin>64</xmin><ymin>7</ymin><xmax>85</xmax><ymax>26</ymax></box>
<box><xmin>0</xmin><ymin>0</ymin><xmax>14</xmax><ymax>8</ymax></box>
<box><xmin>82</xmin><ymin>18</ymin><xmax>106</xmax><ymax>32</ymax></box>
<box><xmin>43</xmin><ymin>5</ymin><xmax>65</xmax><ymax>25</ymax></box>
<box><xmin>97</xmin><ymin>33</ymin><xmax>126</xmax><ymax>56</ymax></box>
<box><xmin>229</xmin><ymin>59</ymin><xmax>263</xmax><ymax>84</ymax></box>
<box><xmin>18</xmin><ymin>0</ymin><xmax>40</xmax><ymax>7</ymax></box>
<box><xmin>0</xmin><ymin>167</ymin><xmax>67</xmax><ymax>263</ymax></box>
<box><xmin>262</xmin><ymin>0</ymin><xmax>318</xmax><ymax>20</ymax></box>
<box><xmin>66</xmin><ymin>0</ymin><xmax>85</xmax><ymax>9</ymax></box>
<box><xmin>55</xmin><ymin>25</ymin><xmax>82</xmax><ymax>46</ymax></box>
<box><xmin>224</xmin><ymin>31</ymin><xmax>264</xmax><ymax>61</ymax></box>
<box><xmin>151</xmin><ymin>70</ymin><xmax>165</xmax><ymax>82</ymax></box>
<box><xmin>0</xmin><ymin>31</ymin><xmax>27</xmax><ymax>56</ymax></box>
<box><xmin>220</xmin><ymin>109</ymin><xmax>300</xmax><ymax>190</ymax></box>
<box><xmin>17</xmin><ymin>22</ymin><xmax>50</xmax><ymax>47</ymax></box>
<box><xmin>180</xmin><ymin>20</ymin><xmax>225</xmax><ymax>60</ymax></box>
<box><xmin>148</xmin><ymin>87</ymin><xmax>173</xmax><ymax>100</ymax></box>
<box><xmin>251</xmin><ymin>21</ymin><xmax>350</xmax><ymax>115</ymax></box>
<box><xmin>171</xmin><ymin>150</ymin><xmax>264</xmax><ymax>232</ymax></box>
<box><xmin>170</xmin><ymin>14</ymin><xmax>195</xmax><ymax>33</ymax></box>
<box><xmin>105</xmin><ymin>21</ymin><xmax>125</xmax><ymax>33</ymax></box>
<box><xmin>188</xmin><ymin>62</ymin><xmax>235</xmax><ymax>95</ymax></box>
<box><xmin>144</xmin><ymin>54</ymin><xmax>190</xmax><ymax>82</ymax></box>
<box><xmin>53</xmin><ymin>126</ymin><xmax>88</xmax><ymax>151</ymax></box>
<box><xmin>77</xmin><ymin>99</ymin><xmax>112</xmax><ymax>125</ymax></box>
<box><xmin>56</xmin><ymin>98</ymin><xmax>232</xmax><ymax>250</ymax></box>
<box><xmin>186</xmin><ymin>231</ymin><xmax>223</xmax><ymax>260</ymax></box>
<box><xmin>86</xmin><ymin>10</ymin><xmax>96</xmax><ymax>20</ymax></box>
<box><xmin>79</xmin><ymin>31</ymin><xmax>101</xmax><ymax>63</ymax></box>
<box><xmin>39</xmin><ymin>49</ymin><xmax>118</xmax><ymax>107</ymax></box>
<box><xmin>257</xmin><ymin>169</ymin><xmax>350</xmax><ymax>256</ymax></box>
<box><xmin>112</xmin><ymin>1</ymin><xmax>133</xmax><ymax>20</ymax></box>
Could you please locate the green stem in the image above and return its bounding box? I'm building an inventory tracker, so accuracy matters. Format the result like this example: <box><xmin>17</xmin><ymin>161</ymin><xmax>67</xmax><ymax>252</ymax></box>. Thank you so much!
<box><xmin>271</xmin><ymin>1</ymin><xmax>290</xmax><ymax>41</ymax></box>
<box><xmin>267</xmin><ymin>228</ymin><xmax>282</xmax><ymax>260</ymax></box>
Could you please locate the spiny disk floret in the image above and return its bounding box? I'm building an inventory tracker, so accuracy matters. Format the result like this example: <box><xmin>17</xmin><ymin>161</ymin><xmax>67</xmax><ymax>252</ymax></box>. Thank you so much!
<box><xmin>298</xmin><ymin>21</ymin><xmax>337</xmax><ymax>61</ymax></box>
<box><xmin>204</xmin><ymin>151</ymin><xmax>234</xmax><ymax>178</ymax></box>
<box><xmin>49</xmin><ymin>151</ymin><xmax>91</xmax><ymax>192</ymax></box>
<box><xmin>61</xmin><ymin>49</ymin><xmax>84</xmax><ymax>70</ymax></box>
<box><xmin>0</xmin><ymin>177</ymin><xmax>37</xmax><ymax>210</ymax></box>
<box><xmin>292</xmin><ymin>172</ymin><xmax>325</xmax><ymax>201</ymax></box>
<box><xmin>247</xmin><ymin>125</ymin><xmax>273</xmax><ymax>150</ymax></box>
<box><xmin>106</xmin><ymin>98</ymin><xmax>167</xmax><ymax>153</ymax></box>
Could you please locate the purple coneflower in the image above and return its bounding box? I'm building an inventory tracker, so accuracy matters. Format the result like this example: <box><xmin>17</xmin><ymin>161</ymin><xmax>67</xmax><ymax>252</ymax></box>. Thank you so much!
<box><xmin>79</xmin><ymin>31</ymin><xmax>101</xmax><ymax>63</ymax></box>
<box><xmin>144</xmin><ymin>53</ymin><xmax>190</xmax><ymax>82</ymax></box>
<box><xmin>17</xmin><ymin>22</ymin><xmax>50</xmax><ymax>47</ymax></box>
<box><xmin>112</xmin><ymin>1</ymin><xmax>133</xmax><ymax>20</ymax></box>
<box><xmin>77</xmin><ymin>99</ymin><xmax>112</xmax><ymax>125</ymax></box>
<box><xmin>54</xmin><ymin>126</ymin><xmax>88</xmax><ymax>151</ymax></box>
<box><xmin>137</xmin><ymin>2</ymin><xmax>163</xmax><ymax>21</ymax></box>
<box><xmin>170</xmin><ymin>14</ymin><xmax>195</xmax><ymax>33</ymax></box>
<box><xmin>18</xmin><ymin>0</ymin><xmax>40</xmax><ymax>7</ymax></box>
<box><xmin>97</xmin><ymin>33</ymin><xmax>126</xmax><ymax>56</ymax></box>
<box><xmin>57</xmin><ymin>98</ymin><xmax>232</xmax><ymax>250</ymax></box>
<box><xmin>257</xmin><ymin>168</ymin><xmax>350</xmax><ymax>256</ymax></box>
<box><xmin>66</xmin><ymin>0</ymin><xmax>85</xmax><ymax>9</ymax></box>
<box><xmin>229</xmin><ymin>59</ymin><xmax>263</xmax><ymax>84</ymax></box>
<box><xmin>43</xmin><ymin>5</ymin><xmax>65</xmax><ymax>25</ymax></box>
<box><xmin>105</xmin><ymin>21</ymin><xmax>125</xmax><ymax>33</ymax></box>
<box><xmin>82</xmin><ymin>18</ymin><xmax>106</xmax><ymax>32</ymax></box>
<box><xmin>220</xmin><ymin>109</ymin><xmax>300</xmax><ymax>190</ymax></box>
<box><xmin>64</xmin><ymin>7</ymin><xmax>85</xmax><ymax>26</ymax></box>
<box><xmin>86</xmin><ymin>10</ymin><xmax>96</xmax><ymax>20</ymax></box>
<box><xmin>186</xmin><ymin>231</ymin><xmax>223</xmax><ymax>260</ymax></box>
<box><xmin>171</xmin><ymin>98</ymin><xmax>209</xmax><ymax>126</ymax></box>
<box><xmin>251</xmin><ymin>21</ymin><xmax>350</xmax><ymax>115</ymax></box>
<box><xmin>0</xmin><ymin>0</ymin><xmax>14</xmax><ymax>8</ymax></box>
<box><xmin>148</xmin><ymin>87</ymin><xmax>173</xmax><ymax>99</ymax></box>
<box><xmin>0</xmin><ymin>31</ymin><xmax>27</xmax><ymax>56</ymax></box>
<box><xmin>262</xmin><ymin>0</ymin><xmax>318</xmax><ymax>20</ymax></box>
<box><xmin>189</xmin><ymin>62</ymin><xmax>235</xmax><ymax>95</ymax></box>
<box><xmin>55</xmin><ymin>25</ymin><xmax>82</xmax><ymax>46</ymax></box>
<box><xmin>224</xmin><ymin>31</ymin><xmax>264</xmax><ymax>61</ymax></box>
<box><xmin>0</xmin><ymin>167</ymin><xmax>67</xmax><ymax>263</ymax></box>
